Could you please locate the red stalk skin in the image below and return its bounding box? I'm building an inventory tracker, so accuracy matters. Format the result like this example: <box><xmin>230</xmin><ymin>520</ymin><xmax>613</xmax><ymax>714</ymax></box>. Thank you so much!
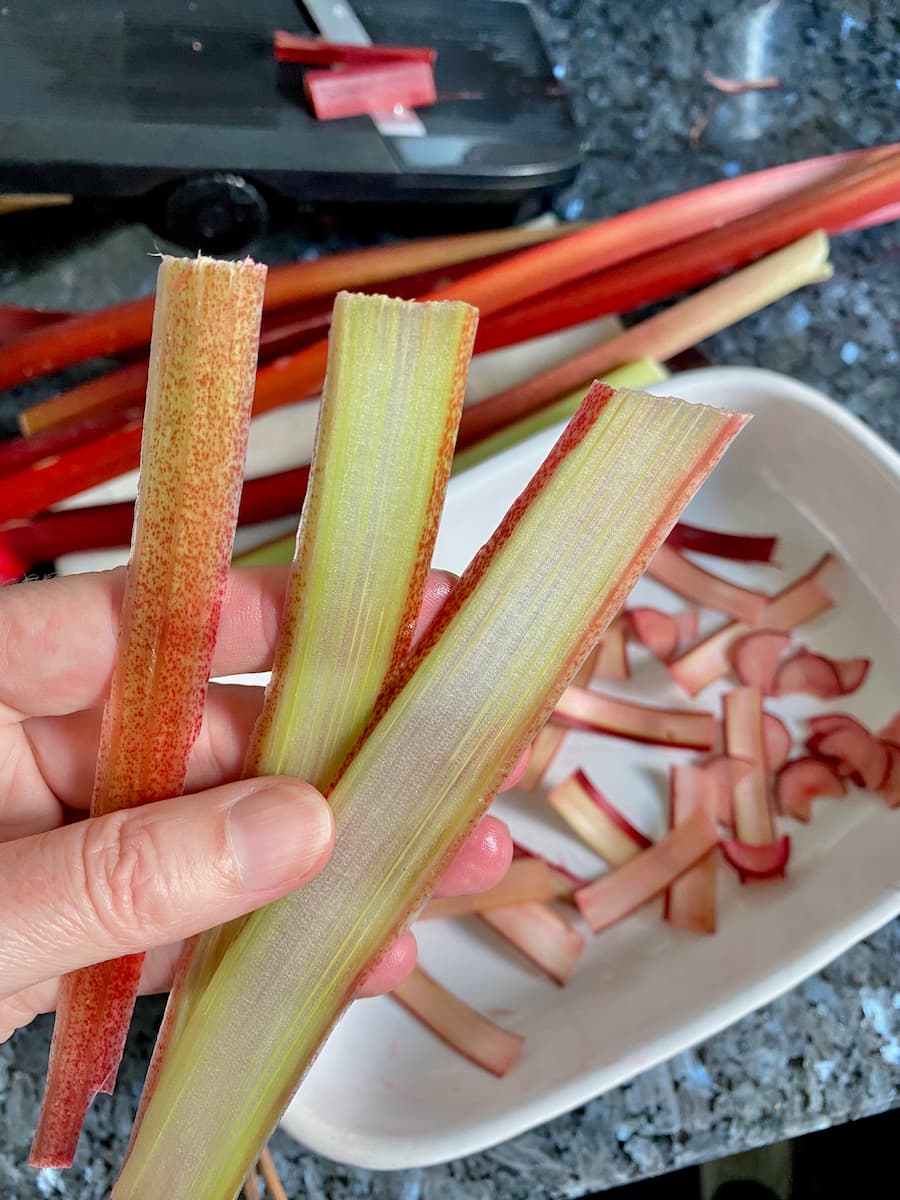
<box><xmin>474</xmin><ymin>150</ymin><xmax>900</xmax><ymax>354</ymax></box>
<box><xmin>437</xmin><ymin>145</ymin><xmax>898</xmax><ymax>343</ymax></box>
<box><xmin>0</xmin><ymin>465</ymin><xmax>309</xmax><ymax>566</ymax></box>
<box><xmin>663</xmin><ymin>521</ymin><xmax>778</xmax><ymax>564</ymax></box>
<box><xmin>0</xmin><ymin>402</ymin><xmax>144</xmax><ymax>479</ymax></box>
<box><xmin>273</xmin><ymin>30</ymin><xmax>437</xmax><ymax>66</ymax></box>
<box><xmin>0</xmin><ymin>532</ymin><xmax>26</xmax><ymax>584</ymax></box>
<box><xmin>29</xmin><ymin>258</ymin><xmax>267</xmax><ymax>1170</ymax></box>
<box><xmin>17</xmin><ymin>361</ymin><xmax>149</xmax><ymax>439</ymax></box>
<box><xmin>573</xmin><ymin>767</ymin><xmax>654</xmax><ymax>849</ymax></box>
<box><xmin>775</xmin><ymin>756</ymin><xmax>846</xmax><ymax>821</ymax></box>
<box><xmin>0</xmin><ymin>304</ymin><xmax>70</xmax><ymax>346</ymax></box>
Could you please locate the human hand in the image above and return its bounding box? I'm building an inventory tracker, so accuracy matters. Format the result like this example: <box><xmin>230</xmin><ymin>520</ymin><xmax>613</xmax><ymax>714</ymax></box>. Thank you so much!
<box><xmin>0</xmin><ymin>566</ymin><xmax>517</xmax><ymax>1042</ymax></box>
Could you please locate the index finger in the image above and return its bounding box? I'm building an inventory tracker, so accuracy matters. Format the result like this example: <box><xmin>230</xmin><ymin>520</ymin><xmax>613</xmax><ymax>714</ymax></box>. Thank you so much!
<box><xmin>0</xmin><ymin>566</ymin><xmax>456</xmax><ymax>721</ymax></box>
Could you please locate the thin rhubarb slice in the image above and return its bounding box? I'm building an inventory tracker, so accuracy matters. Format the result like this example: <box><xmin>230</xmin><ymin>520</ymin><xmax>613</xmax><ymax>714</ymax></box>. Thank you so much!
<box><xmin>548</xmin><ymin>769</ymin><xmax>652</xmax><ymax>867</ymax></box>
<box><xmin>518</xmin><ymin>722</ymin><xmax>567</xmax><ymax>791</ymax></box>
<box><xmin>591</xmin><ymin>621</ymin><xmax>631</xmax><ymax>680</ymax></box>
<box><xmin>304</xmin><ymin>61</ymin><xmax>437</xmax><ymax>121</ymax></box>
<box><xmin>723</xmin><ymin>688</ymin><xmax>775</xmax><ymax>845</ymax></box>
<box><xmin>669</xmin><ymin>553</ymin><xmax>837</xmax><ymax>695</ymax></box>
<box><xmin>626</xmin><ymin>607</ymin><xmax>680</xmax><ymax>661</ymax></box>
<box><xmin>553</xmin><ymin>685</ymin><xmax>715</xmax><ymax>750</ymax></box>
<box><xmin>116</xmin><ymin>385</ymin><xmax>745</xmax><ymax>1200</ymax></box>
<box><xmin>139</xmin><ymin>291</ymin><xmax>477</xmax><ymax>1130</ymax></box>
<box><xmin>480</xmin><ymin>902</ymin><xmax>585</xmax><ymax>985</ymax></box>
<box><xmin>879</xmin><ymin>711</ymin><xmax>900</xmax><ymax>746</ymax></box>
<box><xmin>30</xmin><ymin>256</ymin><xmax>267</xmax><ymax>1170</ymax></box>
<box><xmin>420</xmin><ymin>859</ymin><xmax>571</xmax><ymax>919</ymax></box>
<box><xmin>664</xmin><ymin>522</ymin><xmax>778</xmax><ymax>564</ymax></box>
<box><xmin>391</xmin><ymin>968</ymin><xmax>523</xmax><ymax>1076</ymax></box>
<box><xmin>775</xmin><ymin>757</ymin><xmax>847</xmax><ymax>821</ymax></box>
<box><xmin>731</xmin><ymin>629</ymin><xmax>792</xmax><ymax>694</ymax></box>
<box><xmin>832</xmin><ymin>657</ymin><xmax>871</xmax><ymax>694</ymax></box>
<box><xmin>721</xmin><ymin>836</ymin><xmax>791</xmax><ymax>880</ymax></box>
<box><xmin>664</xmin><ymin>766</ymin><xmax>718</xmax><ymax>934</ymax></box>
<box><xmin>647</xmin><ymin>543</ymin><xmax>769</xmax><ymax>624</ymax></box>
<box><xmin>762</xmin><ymin>712</ymin><xmax>792</xmax><ymax>773</ymax></box>
<box><xmin>811</xmin><ymin>726</ymin><xmax>889</xmax><ymax>791</ymax></box>
<box><xmin>773</xmin><ymin>649</ymin><xmax>843</xmax><ymax>698</ymax></box>
<box><xmin>575</xmin><ymin>807</ymin><xmax>719</xmax><ymax>934</ymax></box>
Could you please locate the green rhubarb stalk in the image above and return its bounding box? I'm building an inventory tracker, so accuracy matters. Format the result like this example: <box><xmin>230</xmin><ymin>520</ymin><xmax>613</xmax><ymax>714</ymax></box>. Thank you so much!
<box><xmin>114</xmin><ymin>383</ymin><xmax>746</xmax><ymax>1199</ymax></box>
<box><xmin>30</xmin><ymin>256</ymin><xmax>267</xmax><ymax>1169</ymax></box>
<box><xmin>133</xmin><ymin>291</ymin><xmax>477</xmax><ymax>1136</ymax></box>
<box><xmin>231</xmin><ymin>358</ymin><xmax>669</xmax><ymax>570</ymax></box>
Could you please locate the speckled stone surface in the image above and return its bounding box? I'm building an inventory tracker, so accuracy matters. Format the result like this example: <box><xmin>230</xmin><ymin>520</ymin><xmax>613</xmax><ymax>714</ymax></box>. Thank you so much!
<box><xmin>1</xmin><ymin>1</ymin><xmax>898</xmax><ymax>1197</ymax></box>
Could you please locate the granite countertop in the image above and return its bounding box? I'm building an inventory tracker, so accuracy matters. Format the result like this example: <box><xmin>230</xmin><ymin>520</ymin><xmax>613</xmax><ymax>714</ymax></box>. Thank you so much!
<box><xmin>1</xmin><ymin>1</ymin><xmax>898</xmax><ymax>1197</ymax></box>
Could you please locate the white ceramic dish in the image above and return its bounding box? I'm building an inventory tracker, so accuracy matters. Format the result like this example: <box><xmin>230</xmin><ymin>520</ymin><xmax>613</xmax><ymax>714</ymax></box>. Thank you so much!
<box><xmin>275</xmin><ymin>367</ymin><xmax>900</xmax><ymax>1169</ymax></box>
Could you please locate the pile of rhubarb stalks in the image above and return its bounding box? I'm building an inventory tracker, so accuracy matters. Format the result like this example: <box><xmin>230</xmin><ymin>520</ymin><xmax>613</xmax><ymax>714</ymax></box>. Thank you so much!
<box><xmin>402</xmin><ymin>538</ymin><xmax>900</xmax><ymax>1079</ymax></box>
<box><xmin>0</xmin><ymin>143</ymin><xmax>899</xmax><ymax>578</ymax></box>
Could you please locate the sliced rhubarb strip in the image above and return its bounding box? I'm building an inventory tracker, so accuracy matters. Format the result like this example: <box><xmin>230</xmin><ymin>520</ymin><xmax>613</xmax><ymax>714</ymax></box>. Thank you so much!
<box><xmin>775</xmin><ymin>757</ymin><xmax>846</xmax><ymax>821</ymax></box>
<box><xmin>391</xmin><ymin>967</ymin><xmax>523</xmax><ymax>1077</ymax></box>
<box><xmin>575</xmin><ymin>807</ymin><xmax>719</xmax><ymax>934</ymax></box>
<box><xmin>879</xmin><ymin>744</ymin><xmax>900</xmax><ymax>807</ymax></box>
<box><xmin>420</xmin><ymin>859</ymin><xmax>571</xmax><ymax>919</ymax></box>
<box><xmin>30</xmin><ymin>256</ymin><xmax>267</xmax><ymax>1171</ymax></box>
<box><xmin>626</xmin><ymin>606</ymin><xmax>680</xmax><ymax>661</ymax></box>
<box><xmin>773</xmin><ymin>649</ymin><xmax>843</xmax><ymax>698</ymax></box>
<box><xmin>762</xmin><ymin>712</ymin><xmax>792</xmax><ymax>773</ymax></box>
<box><xmin>510</xmin><ymin>842</ymin><xmax>589</xmax><ymax>890</ymax></box>
<box><xmin>554</xmin><ymin>685</ymin><xmax>715</xmax><ymax>750</ymax></box>
<box><xmin>664</xmin><ymin>522</ymin><xmax>778</xmax><ymax>564</ymax></box>
<box><xmin>548</xmin><ymin>769</ymin><xmax>652</xmax><ymax>868</ymax></box>
<box><xmin>723</xmin><ymin>687</ymin><xmax>775</xmax><ymax>845</ymax></box>
<box><xmin>591</xmin><ymin>622</ymin><xmax>630</xmax><ymax>680</ymax></box>
<box><xmin>669</xmin><ymin>553</ymin><xmax>837</xmax><ymax>696</ymax></box>
<box><xmin>304</xmin><ymin>61</ymin><xmax>437</xmax><ymax>121</ymax></box>
<box><xmin>811</xmin><ymin>726</ymin><xmax>889</xmax><ymax>791</ymax></box>
<box><xmin>480</xmin><ymin>901</ymin><xmax>585</xmax><ymax>985</ymax></box>
<box><xmin>731</xmin><ymin>629</ymin><xmax>792</xmax><ymax>694</ymax></box>
<box><xmin>665</xmin><ymin>766</ymin><xmax>718</xmax><ymax>934</ymax></box>
<box><xmin>0</xmin><ymin>303</ymin><xmax>69</xmax><ymax>346</ymax></box>
<box><xmin>274</xmin><ymin>31</ymin><xmax>436</xmax><ymax>66</ymax></box>
<box><xmin>518</xmin><ymin>722</ymin><xmax>567</xmax><ymax>791</ymax></box>
<box><xmin>647</xmin><ymin>543</ymin><xmax>769</xmax><ymax>624</ymax></box>
<box><xmin>699</xmin><ymin>755</ymin><xmax>755</xmax><ymax>827</ymax></box>
<box><xmin>721</xmin><ymin>835</ymin><xmax>791</xmax><ymax>880</ymax></box>
<box><xmin>117</xmin><ymin>387</ymin><xmax>745</xmax><ymax>1200</ymax></box>
<box><xmin>457</xmin><ymin>232</ymin><xmax>832</xmax><ymax>451</ymax></box>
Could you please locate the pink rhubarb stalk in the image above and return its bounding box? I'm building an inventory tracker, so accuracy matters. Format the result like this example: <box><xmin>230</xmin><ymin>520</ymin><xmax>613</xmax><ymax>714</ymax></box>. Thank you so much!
<box><xmin>553</xmin><ymin>685</ymin><xmax>716</xmax><ymax>750</ymax></box>
<box><xmin>30</xmin><ymin>255</ymin><xmax>267</xmax><ymax>1168</ymax></box>
<box><xmin>420</xmin><ymin>859</ymin><xmax>572</xmax><ymax>919</ymax></box>
<box><xmin>664</xmin><ymin>766</ymin><xmax>719</xmax><ymax>934</ymax></box>
<box><xmin>480</xmin><ymin>902</ymin><xmax>585</xmax><ymax>986</ymax></box>
<box><xmin>548</xmin><ymin>769</ymin><xmax>652</xmax><ymax>867</ymax></box>
<box><xmin>646</xmin><ymin>542</ymin><xmax>769</xmax><ymax>624</ymax></box>
<box><xmin>722</xmin><ymin>687</ymin><xmax>776</xmax><ymax>848</ymax></box>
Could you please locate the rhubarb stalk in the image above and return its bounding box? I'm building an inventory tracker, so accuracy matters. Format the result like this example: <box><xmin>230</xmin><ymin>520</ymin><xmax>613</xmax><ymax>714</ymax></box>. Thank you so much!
<box><xmin>115</xmin><ymin>383</ymin><xmax>745</xmax><ymax>1199</ymax></box>
<box><xmin>30</xmin><ymin>256</ymin><xmax>267</xmax><ymax>1169</ymax></box>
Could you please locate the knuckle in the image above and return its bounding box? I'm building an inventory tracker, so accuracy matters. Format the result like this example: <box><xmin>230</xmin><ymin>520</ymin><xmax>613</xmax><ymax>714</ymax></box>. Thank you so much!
<box><xmin>81</xmin><ymin>814</ymin><xmax>172</xmax><ymax>949</ymax></box>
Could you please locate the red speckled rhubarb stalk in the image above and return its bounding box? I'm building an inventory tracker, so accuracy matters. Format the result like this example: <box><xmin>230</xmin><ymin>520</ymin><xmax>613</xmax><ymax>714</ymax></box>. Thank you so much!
<box><xmin>115</xmin><ymin>383</ymin><xmax>745</xmax><ymax>1200</ymax></box>
<box><xmin>30</xmin><ymin>255</ymin><xmax>267</xmax><ymax>1169</ymax></box>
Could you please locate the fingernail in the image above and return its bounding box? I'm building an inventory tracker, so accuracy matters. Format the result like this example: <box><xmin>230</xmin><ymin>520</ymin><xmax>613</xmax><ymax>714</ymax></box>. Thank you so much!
<box><xmin>228</xmin><ymin>781</ymin><xmax>333</xmax><ymax>890</ymax></box>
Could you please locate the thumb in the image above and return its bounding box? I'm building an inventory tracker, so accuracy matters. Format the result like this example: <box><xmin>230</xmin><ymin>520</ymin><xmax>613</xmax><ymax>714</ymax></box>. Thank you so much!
<box><xmin>0</xmin><ymin>777</ymin><xmax>333</xmax><ymax>998</ymax></box>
